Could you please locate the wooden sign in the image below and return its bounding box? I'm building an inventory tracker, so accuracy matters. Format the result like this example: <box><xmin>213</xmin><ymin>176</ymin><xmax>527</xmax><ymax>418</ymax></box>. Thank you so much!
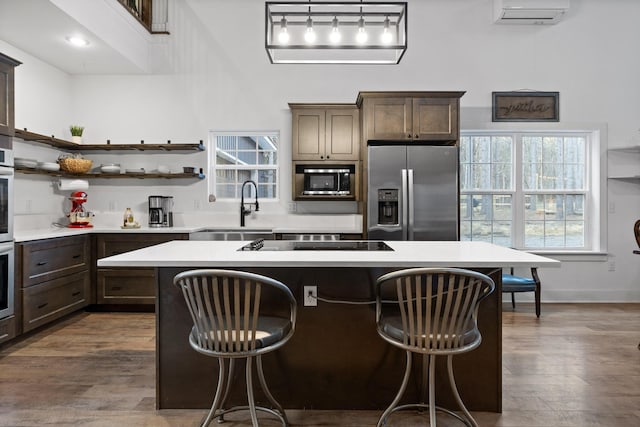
<box><xmin>492</xmin><ymin>91</ymin><xmax>559</xmax><ymax>122</ymax></box>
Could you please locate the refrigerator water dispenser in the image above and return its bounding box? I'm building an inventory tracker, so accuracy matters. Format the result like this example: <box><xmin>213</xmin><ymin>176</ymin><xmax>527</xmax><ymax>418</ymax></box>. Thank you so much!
<box><xmin>377</xmin><ymin>189</ymin><xmax>399</xmax><ymax>225</ymax></box>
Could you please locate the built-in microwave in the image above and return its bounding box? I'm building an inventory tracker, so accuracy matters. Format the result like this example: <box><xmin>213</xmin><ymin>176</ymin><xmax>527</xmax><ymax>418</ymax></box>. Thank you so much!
<box><xmin>295</xmin><ymin>164</ymin><xmax>355</xmax><ymax>196</ymax></box>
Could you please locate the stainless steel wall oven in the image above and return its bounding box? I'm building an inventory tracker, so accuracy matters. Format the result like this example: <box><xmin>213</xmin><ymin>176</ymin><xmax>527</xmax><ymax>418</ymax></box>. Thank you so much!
<box><xmin>0</xmin><ymin>241</ymin><xmax>14</xmax><ymax>318</ymax></box>
<box><xmin>0</xmin><ymin>147</ymin><xmax>14</xmax><ymax>319</ymax></box>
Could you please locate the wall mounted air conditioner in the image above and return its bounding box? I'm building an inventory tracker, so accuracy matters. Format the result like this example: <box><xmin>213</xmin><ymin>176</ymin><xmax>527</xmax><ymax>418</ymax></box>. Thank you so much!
<box><xmin>494</xmin><ymin>0</ymin><xmax>570</xmax><ymax>25</ymax></box>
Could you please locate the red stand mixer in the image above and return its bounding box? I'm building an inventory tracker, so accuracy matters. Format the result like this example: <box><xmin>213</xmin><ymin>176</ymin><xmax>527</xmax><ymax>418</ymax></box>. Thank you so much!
<box><xmin>67</xmin><ymin>191</ymin><xmax>94</xmax><ymax>228</ymax></box>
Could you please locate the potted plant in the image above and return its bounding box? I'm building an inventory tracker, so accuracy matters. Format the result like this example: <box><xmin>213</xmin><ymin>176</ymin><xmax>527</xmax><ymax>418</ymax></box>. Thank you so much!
<box><xmin>70</xmin><ymin>125</ymin><xmax>84</xmax><ymax>144</ymax></box>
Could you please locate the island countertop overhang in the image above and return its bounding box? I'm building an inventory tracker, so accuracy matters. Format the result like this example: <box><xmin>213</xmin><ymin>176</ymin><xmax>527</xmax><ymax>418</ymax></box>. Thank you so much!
<box><xmin>97</xmin><ymin>240</ymin><xmax>560</xmax><ymax>269</ymax></box>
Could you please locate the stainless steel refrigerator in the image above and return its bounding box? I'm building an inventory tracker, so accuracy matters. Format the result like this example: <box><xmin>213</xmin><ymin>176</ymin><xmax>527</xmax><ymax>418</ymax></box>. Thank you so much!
<box><xmin>367</xmin><ymin>144</ymin><xmax>459</xmax><ymax>241</ymax></box>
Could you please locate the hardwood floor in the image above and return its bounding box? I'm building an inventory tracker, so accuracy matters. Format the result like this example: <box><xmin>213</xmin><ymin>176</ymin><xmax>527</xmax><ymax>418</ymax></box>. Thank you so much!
<box><xmin>0</xmin><ymin>304</ymin><xmax>638</xmax><ymax>426</ymax></box>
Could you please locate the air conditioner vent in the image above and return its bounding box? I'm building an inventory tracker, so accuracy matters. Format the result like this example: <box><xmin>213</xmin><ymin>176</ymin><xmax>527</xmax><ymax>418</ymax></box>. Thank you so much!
<box><xmin>494</xmin><ymin>0</ymin><xmax>570</xmax><ymax>25</ymax></box>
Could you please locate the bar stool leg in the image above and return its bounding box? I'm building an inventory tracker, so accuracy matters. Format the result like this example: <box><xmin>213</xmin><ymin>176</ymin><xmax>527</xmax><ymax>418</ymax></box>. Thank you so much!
<box><xmin>256</xmin><ymin>354</ymin><xmax>289</xmax><ymax>426</ymax></box>
<box><xmin>428</xmin><ymin>354</ymin><xmax>437</xmax><ymax>426</ymax></box>
<box><xmin>201</xmin><ymin>357</ymin><xmax>227</xmax><ymax>427</ymax></box>
<box><xmin>447</xmin><ymin>355</ymin><xmax>478</xmax><ymax>427</ymax></box>
<box><xmin>217</xmin><ymin>358</ymin><xmax>235</xmax><ymax>423</ymax></box>
<box><xmin>245</xmin><ymin>357</ymin><xmax>260</xmax><ymax>427</ymax></box>
<box><xmin>377</xmin><ymin>351</ymin><xmax>413</xmax><ymax>427</ymax></box>
<box><xmin>419</xmin><ymin>354</ymin><xmax>428</xmax><ymax>409</ymax></box>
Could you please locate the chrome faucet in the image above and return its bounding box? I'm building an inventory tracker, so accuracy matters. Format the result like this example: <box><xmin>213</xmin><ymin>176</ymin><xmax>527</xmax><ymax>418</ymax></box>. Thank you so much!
<box><xmin>240</xmin><ymin>180</ymin><xmax>259</xmax><ymax>227</ymax></box>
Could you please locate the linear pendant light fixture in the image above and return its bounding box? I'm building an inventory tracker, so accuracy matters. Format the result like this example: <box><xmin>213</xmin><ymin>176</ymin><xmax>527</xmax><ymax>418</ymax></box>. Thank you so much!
<box><xmin>265</xmin><ymin>1</ymin><xmax>407</xmax><ymax>64</ymax></box>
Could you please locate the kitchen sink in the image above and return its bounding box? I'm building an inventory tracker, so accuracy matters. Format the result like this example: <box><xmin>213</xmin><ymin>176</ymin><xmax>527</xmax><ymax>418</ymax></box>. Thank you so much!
<box><xmin>189</xmin><ymin>229</ymin><xmax>274</xmax><ymax>241</ymax></box>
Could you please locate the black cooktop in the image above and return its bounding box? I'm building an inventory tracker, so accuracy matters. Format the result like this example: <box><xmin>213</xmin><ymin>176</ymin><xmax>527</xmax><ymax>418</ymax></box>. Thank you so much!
<box><xmin>238</xmin><ymin>239</ymin><xmax>393</xmax><ymax>252</ymax></box>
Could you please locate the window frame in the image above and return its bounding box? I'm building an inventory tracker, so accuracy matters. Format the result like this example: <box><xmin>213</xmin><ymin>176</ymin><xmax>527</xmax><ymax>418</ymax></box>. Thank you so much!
<box><xmin>460</xmin><ymin>126</ymin><xmax>605</xmax><ymax>254</ymax></box>
<box><xmin>208</xmin><ymin>130</ymin><xmax>280</xmax><ymax>202</ymax></box>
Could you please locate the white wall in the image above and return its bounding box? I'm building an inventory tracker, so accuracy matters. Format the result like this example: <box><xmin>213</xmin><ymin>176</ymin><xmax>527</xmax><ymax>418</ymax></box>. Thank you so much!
<box><xmin>5</xmin><ymin>0</ymin><xmax>640</xmax><ymax>301</ymax></box>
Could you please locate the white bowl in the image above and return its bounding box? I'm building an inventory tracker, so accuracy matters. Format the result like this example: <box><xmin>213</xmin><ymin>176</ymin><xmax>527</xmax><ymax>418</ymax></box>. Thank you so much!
<box><xmin>38</xmin><ymin>162</ymin><xmax>60</xmax><ymax>171</ymax></box>
<box><xmin>15</xmin><ymin>158</ymin><xmax>38</xmax><ymax>168</ymax></box>
<box><xmin>125</xmin><ymin>168</ymin><xmax>145</xmax><ymax>174</ymax></box>
<box><xmin>100</xmin><ymin>164</ymin><xmax>121</xmax><ymax>173</ymax></box>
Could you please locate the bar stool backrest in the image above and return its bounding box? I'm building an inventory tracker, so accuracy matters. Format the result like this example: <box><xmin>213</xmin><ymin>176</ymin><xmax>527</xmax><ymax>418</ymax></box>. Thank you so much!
<box><xmin>376</xmin><ymin>268</ymin><xmax>495</xmax><ymax>355</ymax></box>
<box><xmin>174</xmin><ymin>269</ymin><xmax>296</xmax><ymax>357</ymax></box>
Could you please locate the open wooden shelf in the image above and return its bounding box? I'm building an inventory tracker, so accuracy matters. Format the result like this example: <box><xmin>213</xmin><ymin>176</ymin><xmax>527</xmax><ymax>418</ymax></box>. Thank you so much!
<box><xmin>16</xmin><ymin>167</ymin><xmax>205</xmax><ymax>180</ymax></box>
<box><xmin>15</xmin><ymin>129</ymin><xmax>205</xmax><ymax>151</ymax></box>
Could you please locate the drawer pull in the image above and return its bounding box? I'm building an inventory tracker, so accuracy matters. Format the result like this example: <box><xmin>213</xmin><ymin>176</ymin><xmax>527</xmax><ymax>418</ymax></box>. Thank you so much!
<box><xmin>111</xmin><ymin>286</ymin><xmax>122</xmax><ymax>291</ymax></box>
<box><xmin>37</xmin><ymin>261</ymin><xmax>48</xmax><ymax>266</ymax></box>
<box><xmin>72</xmin><ymin>254</ymin><xmax>81</xmax><ymax>259</ymax></box>
<box><xmin>37</xmin><ymin>303</ymin><xmax>48</xmax><ymax>309</ymax></box>
<box><xmin>72</xmin><ymin>291</ymin><xmax>81</xmax><ymax>297</ymax></box>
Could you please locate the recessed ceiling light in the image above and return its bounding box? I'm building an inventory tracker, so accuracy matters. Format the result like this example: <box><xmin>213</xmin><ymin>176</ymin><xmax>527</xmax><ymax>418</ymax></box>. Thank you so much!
<box><xmin>65</xmin><ymin>36</ymin><xmax>90</xmax><ymax>47</ymax></box>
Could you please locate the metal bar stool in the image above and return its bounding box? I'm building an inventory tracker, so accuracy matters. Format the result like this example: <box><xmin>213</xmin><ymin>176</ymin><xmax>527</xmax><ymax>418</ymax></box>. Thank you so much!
<box><xmin>375</xmin><ymin>268</ymin><xmax>495</xmax><ymax>427</ymax></box>
<box><xmin>174</xmin><ymin>269</ymin><xmax>297</xmax><ymax>427</ymax></box>
<box><xmin>502</xmin><ymin>267</ymin><xmax>541</xmax><ymax>317</ymax></box>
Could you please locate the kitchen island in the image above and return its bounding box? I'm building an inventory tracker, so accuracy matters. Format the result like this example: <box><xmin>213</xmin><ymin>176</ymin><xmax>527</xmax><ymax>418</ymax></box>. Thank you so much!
<box><xmin>98</xmin><ymin>240</ymin><xmax>558</xmax><ymax>412</ymax></box>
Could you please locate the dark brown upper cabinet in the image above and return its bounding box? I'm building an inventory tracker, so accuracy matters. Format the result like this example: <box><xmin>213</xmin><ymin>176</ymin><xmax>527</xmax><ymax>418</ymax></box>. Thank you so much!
<box><xmin>0</xmin><ymin>52</ymin><xmax>21</xmax><ymax>147</ymax></box>
<box><xmin>357</xmin><ymin>92</ymin><xmax>465</xmax><ymax>143</ymax></box>
<box><xmin>290</xmin><ymin>104</ymin><xmax>360</xmax><ymax>161</ymax></box>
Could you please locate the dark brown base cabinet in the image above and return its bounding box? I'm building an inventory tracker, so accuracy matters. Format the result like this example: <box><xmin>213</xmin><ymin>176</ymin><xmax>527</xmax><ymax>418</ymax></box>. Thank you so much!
<box><xmin>18</xmin><ymin>235</ymin><xmax>91</xmax><ymax>333</ymax></box>
<box><xmin>2</xmin><ymin>233</ymin><xmax>188</xmax><ymax>344</ymax></box>
<box><xmin>0</xmin><ymin>316</ymin><xmax>16</xmax><ymax>344</ymax></box>
<box><xmin>22</xmin><ymin>271</ymin><xmax>90</xmax><ymax>332</ymax></box>
<box><xmin>97</xmin><ymin>268</ymin><xmax>156</xmax><ymax>304</ymax></box>
<box><xmin>96</xmin><ymin>234</ymin><xmax>187</xmax><ymax>305</ymax></box>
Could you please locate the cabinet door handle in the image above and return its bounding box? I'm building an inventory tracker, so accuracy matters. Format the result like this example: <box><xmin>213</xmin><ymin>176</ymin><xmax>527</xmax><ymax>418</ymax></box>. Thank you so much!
<box><xmin>37</xmin><ymin>302</ymin><xmax>48</xmax><ymax>309</ymax></box>
<box><xmin>71</xmin><ymin>291</ymin><xmax>81</xmax><ymax>297</ymax></box>
<box><xmin>72</xmin><ymin>254</ymin><xmax>81</xmax><ymax>259</ymax></box>
<box><xmin>407</xmin><ymin>134</ymin><xmax>411</xmax><ymax>138</ymax></box>
<box><xmin>415</xmin><ymin>134</ymin><xmax>419</xmax><ymax>138</ymax></box>
<box><xmin>326</xmin><ymin>155</ymin><xmax>330</xmax><ymax>159</ymax></box>
<box><xmin>36</xmin><ymin>261</ymin><xmax>48</xmax><ymax>266</ymax></box>
<box><xmin>320</xmin><ymin>155</ymin><xmax>324</xmax><ymax>159</ymax></box>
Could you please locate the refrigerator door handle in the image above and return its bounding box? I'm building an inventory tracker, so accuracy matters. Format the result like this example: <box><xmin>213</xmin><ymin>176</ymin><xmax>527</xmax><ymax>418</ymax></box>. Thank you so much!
<box><xmin>401</xmin><ymin>169</ymin><xmax>408</xmax><ymax>240</ymax></box>
<box><xmin>407</xmin><ymin>169</ymin><xmax>414</xmax><ymax>240</ymax></box>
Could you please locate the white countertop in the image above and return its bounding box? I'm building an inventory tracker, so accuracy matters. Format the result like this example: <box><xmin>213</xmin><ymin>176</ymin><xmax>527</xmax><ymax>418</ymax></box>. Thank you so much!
<box><xmin>13</xmin><ymin>226</ymin><xmax>200</xmax><ymax>242</ymax></box>
<box><xmin>97</xmin><ymin>240</ymin><xmax>560</xmax><ymax>269</ymax></box>
<box><xmin>13</xmin><ymin>214</ymin><xmax>364</xmax><ymax>242</ymax></box>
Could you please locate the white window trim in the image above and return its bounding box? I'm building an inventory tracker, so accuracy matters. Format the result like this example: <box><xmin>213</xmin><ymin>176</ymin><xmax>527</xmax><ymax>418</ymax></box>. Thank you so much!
<box><xmin>461</xmin><ymin>121</ymin><xmax>607</xmax><ymax>255</ymax></box>
<box><xmin>208</xmin><ymin>130</ymin><xmax>280</xmax><ymax>202</ymax></box>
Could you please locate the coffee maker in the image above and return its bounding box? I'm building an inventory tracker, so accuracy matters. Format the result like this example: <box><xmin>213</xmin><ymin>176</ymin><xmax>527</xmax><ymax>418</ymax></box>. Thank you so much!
<box><xmin>148</xmin><ymin>196</ymin><xmax>173</xmax><ymax>227</ymax></box>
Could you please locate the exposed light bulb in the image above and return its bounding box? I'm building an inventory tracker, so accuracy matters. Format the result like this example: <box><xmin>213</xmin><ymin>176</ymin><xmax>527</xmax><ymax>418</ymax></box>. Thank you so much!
<box><xmin>356</xmin><ymin>17</ymin><xmax>368</xmax><ymax>44</ymax></box>
<box><xmin>278</xmin><ymin>17</ymin><xmax>290</xmax><ymax>44</ymax></box>
<box><xmin>329</xmin><ymin>17</ymin><xmax>341</xmax><ymax>44</ymax></box>
<box><xmin>304</xmin><ymin>17</ymin><xmax>316</xmax><ymax>44</ymax></box>
<box><xmin>381</xmin><ymin>17</ymin><xmax>393</xmax><ymax>44</ymax></box>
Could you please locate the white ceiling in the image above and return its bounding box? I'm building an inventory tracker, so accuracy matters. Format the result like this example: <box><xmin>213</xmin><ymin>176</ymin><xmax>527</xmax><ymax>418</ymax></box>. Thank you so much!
<box><xmin>0</xmin><ymin>0</ymin><xmax>156</xmax><ymax>74</ymax></box>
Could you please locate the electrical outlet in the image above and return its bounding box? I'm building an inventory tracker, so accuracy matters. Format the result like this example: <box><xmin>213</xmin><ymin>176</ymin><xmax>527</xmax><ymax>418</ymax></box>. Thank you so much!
<box><xmin>303</xmin><ymin>286</ymin><xmax>317</xmax><ymax>307</ymax></box>
<box><xmin>608</xmin><ymin>201</ymin><xmax>615</xmax><ymax>214</ymax></box>
<box><xmin>608</xmin><ymin>261</ymin><xmax>616</xmax><ymax>272</ymax></box>
<box><xmin>288</xmin><ymin>202</ymin><xmax>297</xmax><ymax>213</ymax></box>
<box><xmin>108</xmin><ymin>200</ymin><xmax>116</xmax><ymax>211</ymax></box>
<box><xmin>194</xmin><ymin>199</ymin><xmax>201</xmax><ymax>210</ymax></box>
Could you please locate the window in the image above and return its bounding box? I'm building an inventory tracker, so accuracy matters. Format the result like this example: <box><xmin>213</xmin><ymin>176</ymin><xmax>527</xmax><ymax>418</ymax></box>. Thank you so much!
<box><xmin>460</xmin><ymin>131</ymin><xmax>598</xmax><ymax>251</ymax></box>
<box><xmin>210</xmin><ymin>132</ymin><xmax>279</xmax><ymax>200</ymax></box>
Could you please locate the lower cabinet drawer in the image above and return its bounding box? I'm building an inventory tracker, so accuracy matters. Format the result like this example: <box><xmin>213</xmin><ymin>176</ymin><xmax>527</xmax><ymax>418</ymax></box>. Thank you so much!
<box><xmin>22</xmin><ymin>271</ymin><xmax>90</xmax><ymax>333</ymax></box>
<box><xmin>97</xmin><ymin>268</ymin><xmax>156</xmax><ymax>305</ymax></box>
<box><xmin>0</xmin><ymin>315</ymin><xmax>16</xmax><ymax>344</ymax></box>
